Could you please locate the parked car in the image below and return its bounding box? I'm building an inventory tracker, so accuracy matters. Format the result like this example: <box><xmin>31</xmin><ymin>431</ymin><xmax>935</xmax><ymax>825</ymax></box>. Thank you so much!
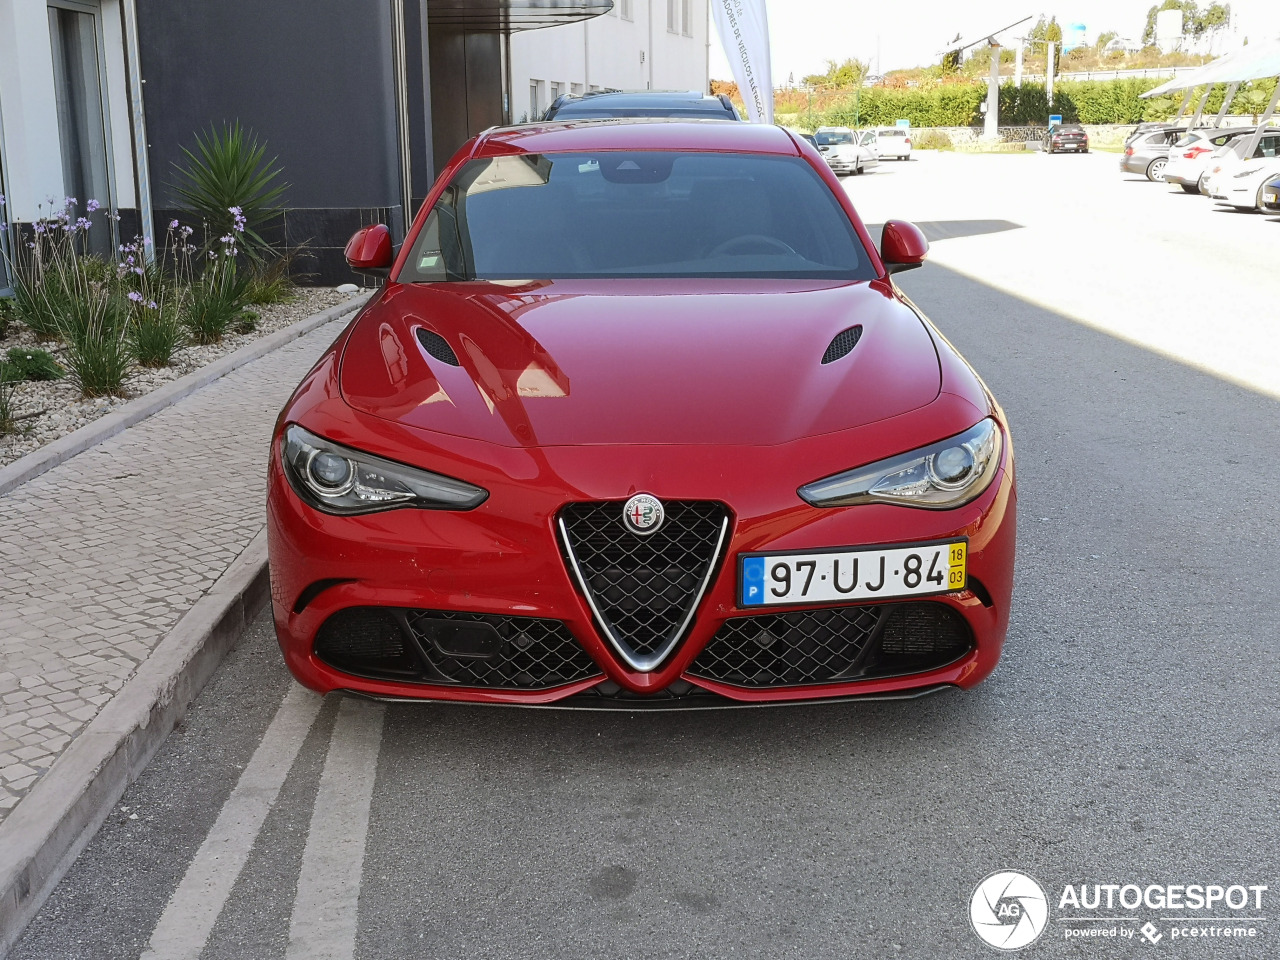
<box><xmin>1120</xmin><ymin>126</ymin><xmax>1186</xmax><ymax>181</ymax></box>
<box><xmin>814</xmin><ymin>126</ymin><xmax>878</xmax><ymax>176</ymax></box>
<box><xmin>1209</xmin><ymin>157</ymin><xmax>1280</xmax><ymax>211</ymax></box>
<box><xmin>542</xmin><ymin>90</ymin><xmax>740</xmax><ymax>121</ymax></box>
<box><xmin>1162</xmin><ymin>129</ymin><xmax>1253</xmax><ymax>193</ymax></box>
<box><xmin>1045</xmin><ymin>124</ymin><xmax>1089</xmax><ymax>153</ymax></box>
<box><xmin>1202</xmin><ymin>129</ymin><xmax>1280</xmax><ymax>199</ymax></box>
<box><xmin>275</xmin><ymin>120</ymin><xmax>1016</xmax><ymax>709</ymax></box>
<box><xmin>1262</xmin><ymin>174</ymin><xmax>1280</xmax><ymax>212</ymax></box>
<box><xmin>872</xmin><ymin>127</ymin><xmax>913</xmax><ymax>160</ymax></box>
<box><xmin>1125</xmin><ymin>121</ymin><xmax>1175</xmax><ymax>148</ymax></box>
<box><xmin>799</xmin><ymin>132</ymin><xmax>819</xmax><ymax>149</ymax></box>
<box><xmin>857</xmin><ymin>130</ymin><xmax>881</xmax><ymax>160</ymax></box>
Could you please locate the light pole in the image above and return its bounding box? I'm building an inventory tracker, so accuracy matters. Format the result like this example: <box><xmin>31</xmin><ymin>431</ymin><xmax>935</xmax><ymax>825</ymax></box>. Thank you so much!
<box><xmin>985</xmin><ymin>39</ymin><xmax>1002</xmax><ymax>139</ymax></box>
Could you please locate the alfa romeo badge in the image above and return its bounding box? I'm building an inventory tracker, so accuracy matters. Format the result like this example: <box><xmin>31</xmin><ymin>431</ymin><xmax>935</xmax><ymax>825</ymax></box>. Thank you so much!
<box><xmin>622</xmin><ymin>493</ymin><xmax>664</xmax><ymax>536</ymax></box>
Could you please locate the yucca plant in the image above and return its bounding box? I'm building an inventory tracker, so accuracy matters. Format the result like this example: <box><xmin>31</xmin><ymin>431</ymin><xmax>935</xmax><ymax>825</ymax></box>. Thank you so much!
<box><xmin>169</xmin><ymin>122</ymin><xmax>288</xmax><ymax>261</ymax></box>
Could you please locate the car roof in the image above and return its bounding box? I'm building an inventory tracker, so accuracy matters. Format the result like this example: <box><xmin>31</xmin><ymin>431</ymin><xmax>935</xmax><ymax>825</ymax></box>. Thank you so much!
<box><xmin>474</xmin><ymin>118</ymin><xmax>802</xmax><ymax>158</ymax></box>
<box><xmin>554</xmin><ymin>90</ymin><xmax>723</xmax><ymax>107</ymax></box>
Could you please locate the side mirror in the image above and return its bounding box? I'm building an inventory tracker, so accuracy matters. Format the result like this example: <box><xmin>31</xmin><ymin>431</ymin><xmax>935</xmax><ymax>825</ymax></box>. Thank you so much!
<box><xmin>880</xmin><ymin>220</ymin><xmax>929</xmax><ymax>275</ymax></box>
<box><xmin>344</xmin><ymin>224</ymin><xmax>394</xmax><ymax>274</ymax></box>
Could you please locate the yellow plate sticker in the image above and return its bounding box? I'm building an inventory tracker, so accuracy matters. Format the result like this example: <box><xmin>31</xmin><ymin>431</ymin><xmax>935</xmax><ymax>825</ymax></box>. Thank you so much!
<box><xmin>948</xmin><ymin>542</ymin><xmax>967</xmax><ymax>589</ymax></box>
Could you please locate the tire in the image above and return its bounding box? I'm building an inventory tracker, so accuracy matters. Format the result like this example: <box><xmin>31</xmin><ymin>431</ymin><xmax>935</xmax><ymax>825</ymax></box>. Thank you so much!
<box><xmin>1198</xmin><ymin>174</ymin><xmax>1210</xmax><ymax>196</ymax></box>
<box><xmin>1146</xmin><ymin>157</ymin><xmax>1167</xmax><ymax>182</ymax></box>
<box><xmin>1180</xmin><ymin>183</ymin><xmax>1199</xmax><ymax>194</ymax></box>
<box><xmin>1258</xmin><ymin>183</ymin><xmax>1268</xmax><ymax>211</ymax></box>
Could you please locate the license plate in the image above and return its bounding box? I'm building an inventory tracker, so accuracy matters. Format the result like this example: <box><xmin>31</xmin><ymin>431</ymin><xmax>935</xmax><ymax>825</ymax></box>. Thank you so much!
<box><xmin>1266</xmin><ymin>192</ymin><xmax>1278</xmax><ymax>204</ymax></box>
<box><xmin>740</xmin><ymin>539</ymin><xmax>967</xmax><ymax>607</ymax></box>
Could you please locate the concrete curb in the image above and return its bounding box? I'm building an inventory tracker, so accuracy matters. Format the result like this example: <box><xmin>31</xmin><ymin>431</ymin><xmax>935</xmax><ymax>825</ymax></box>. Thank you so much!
<box><xmin>0</xmin><ymin>294</ymin><xmax>369</xmax><ymax>497</ymax></box>
<box><xmin>0</xmin><ymin>532</ymin><xmax>270</xmax><ymax>958</ymax></box>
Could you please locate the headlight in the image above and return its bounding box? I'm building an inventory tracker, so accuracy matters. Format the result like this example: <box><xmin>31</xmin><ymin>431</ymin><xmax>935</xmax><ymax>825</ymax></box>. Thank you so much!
<box><xmin>281</xmin><ymin>424</ymin><xmax>488</xmax><ymax>515</ymax></box>
<box><xmin>799</xmin><ymin>419</ymin><xmax>1002</xmax><ymax>509</ymax></box>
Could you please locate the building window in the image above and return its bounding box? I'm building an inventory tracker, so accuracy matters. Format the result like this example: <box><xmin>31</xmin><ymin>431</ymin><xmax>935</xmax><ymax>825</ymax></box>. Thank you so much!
<box><xmin>667</xmin><ymin>0</ymin><xmax>678</xmax><ymax>33</ymax></box>
<box><xmin>529</xmin><ymin>80</ymin><xmax>542</xmax><ymax>120</ymax></box>
<box><xmin>571</xmin><ymin>82</ymin><xmax>584</xmax><ymax>96</ymax></box>
<box><xmin>681</xmin><ymin>0</ymin><xmax>693</xmax><ymax>36</ymax></box>
<box><xmin>620</xmin><ymin>0</ymin><xmax>633</xmax><ymax>20</ymax></box>
<box><xmin>550</xmin><ymin>81</ymin><xmax>561</xmax><ymax>103</ymax></box>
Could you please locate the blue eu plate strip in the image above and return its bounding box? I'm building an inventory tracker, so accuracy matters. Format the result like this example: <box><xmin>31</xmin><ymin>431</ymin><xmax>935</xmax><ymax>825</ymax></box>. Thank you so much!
<box><xmin>740</xmin><ymin>556</ymin><xmax>766</xmax><ymax>606</ymax></box>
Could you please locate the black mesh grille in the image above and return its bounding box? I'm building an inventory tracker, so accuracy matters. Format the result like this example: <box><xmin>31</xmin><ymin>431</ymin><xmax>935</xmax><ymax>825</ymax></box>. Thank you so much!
<box><xmin>416</xmin><ymin>328</ymin><xmax>460</xmax><ymax>366</ymax></box>
<box><xmin>688</xmin><ymin>605</ymin><xmax>884</xmax><ymax>686</ymax></box>
<box><xmin>687</xmin><ymin>601</ymin><xmax>972</xmax><ymax>688</ymax></box>
<box><xmin>821</xmin><ymin>325</ymin><xmax>863</xmax><ymax>364</ymax></box>
<box><xmin>314</xmin><ymin>607</ymin><xmax>600</xmax><ymax>689</ymax></box>
<box><xmin>405</xmin><ymin>611</ymin><xmax>601</xmax><ymax>689</ymax></box>
<box><xmin>561</xmin><ymin>501</ymin><xmax>727</xmax><ymax>662</ymax></box>
<box><xmin>314</xmin><ymin>608</ymin><xmax>420</xmax><ymax>679</ymax></box>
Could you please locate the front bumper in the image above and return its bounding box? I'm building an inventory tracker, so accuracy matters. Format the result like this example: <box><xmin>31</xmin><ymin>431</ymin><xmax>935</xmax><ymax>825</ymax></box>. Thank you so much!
<box><xmin>268</xmin><ymin>409</ymin><xmax>1017</xmax><ymax>708</ymax></box>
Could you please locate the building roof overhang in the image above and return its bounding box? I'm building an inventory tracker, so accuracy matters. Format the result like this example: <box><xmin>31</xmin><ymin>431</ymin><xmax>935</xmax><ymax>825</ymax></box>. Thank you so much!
<box><xmin>428</xmin><ymin>0</ymin><xmax>613</xmax><ymax>32</ymax></box>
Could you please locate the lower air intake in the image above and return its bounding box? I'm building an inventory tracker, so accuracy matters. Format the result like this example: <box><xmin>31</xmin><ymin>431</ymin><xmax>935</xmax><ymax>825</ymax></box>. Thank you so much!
<box><xmin>314</xmin><ymin>607</ymin><xmax>601</xmax><ymax>689</ymax></box>
<box><xmin>686</xmin><ymin>601</ymin><xmax>972</xmax><ymax>688</ymax></box>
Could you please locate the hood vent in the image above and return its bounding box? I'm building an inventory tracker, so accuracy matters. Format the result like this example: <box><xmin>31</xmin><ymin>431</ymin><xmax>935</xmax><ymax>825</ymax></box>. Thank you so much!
<box><xmin>821</xmin><ymin>325</ymin><xmax>863</xmax><ymax>364</ymax></box>
<box><xmin>416</xmin><ymin>328</ymin><xmax>460</xmax><ymax>366</ymax></box>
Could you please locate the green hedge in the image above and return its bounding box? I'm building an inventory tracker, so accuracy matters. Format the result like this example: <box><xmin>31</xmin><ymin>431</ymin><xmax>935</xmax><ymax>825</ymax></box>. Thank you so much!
<box><xmin>798</xmin><ymin>77</ymin><xmax>1277</xmax><ymax>130</ymax></box>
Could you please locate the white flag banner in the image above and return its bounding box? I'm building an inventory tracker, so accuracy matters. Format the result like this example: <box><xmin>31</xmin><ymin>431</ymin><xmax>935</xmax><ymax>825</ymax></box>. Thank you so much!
<box><xmin>712</xmin><ymin>0</ymin><xmax>773</xmax><ymax>125</ymax></box>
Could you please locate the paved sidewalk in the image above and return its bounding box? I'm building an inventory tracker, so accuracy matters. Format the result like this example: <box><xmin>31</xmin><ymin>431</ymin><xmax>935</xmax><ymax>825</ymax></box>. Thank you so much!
<box><xmin>0</xmin><ymin>311</ymin><xmax>355</xmax><ymax>820</ymax></box>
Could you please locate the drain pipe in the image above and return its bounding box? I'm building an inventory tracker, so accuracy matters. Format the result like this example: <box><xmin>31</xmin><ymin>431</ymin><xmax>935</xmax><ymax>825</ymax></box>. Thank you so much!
<box><xmin>120</xmin><ymin>0</ymin><xmax>153</xmax><ymax>262</ymax></box>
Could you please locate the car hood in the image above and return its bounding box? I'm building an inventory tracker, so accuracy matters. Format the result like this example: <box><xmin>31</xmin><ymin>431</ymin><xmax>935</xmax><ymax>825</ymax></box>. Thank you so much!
<box><xmin>338</xmin><ymin>279</ymin><xmax>942</xmax><ymax>447</ymax></box>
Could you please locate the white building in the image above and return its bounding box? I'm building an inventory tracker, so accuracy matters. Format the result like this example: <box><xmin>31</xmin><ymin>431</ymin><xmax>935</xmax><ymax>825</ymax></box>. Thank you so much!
<box><xmin>511</xmin><ymin>0</ymin><xmax>710</xmax><ymax>123</ymax></box>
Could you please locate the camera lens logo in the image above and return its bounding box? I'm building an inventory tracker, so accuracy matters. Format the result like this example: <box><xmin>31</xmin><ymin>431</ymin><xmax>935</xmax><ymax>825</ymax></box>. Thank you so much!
<box><xmin>969</xmin><ymin>871</ymin><xmax>1049</xmax><ymax>951</ymax></box>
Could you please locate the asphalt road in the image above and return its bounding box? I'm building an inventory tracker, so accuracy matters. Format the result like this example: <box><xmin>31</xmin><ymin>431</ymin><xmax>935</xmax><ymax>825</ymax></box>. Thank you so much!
<box><xmin>13</xmin><ymin>151</ymin><xmax>1280</xmax><ymax>960</ymax></box>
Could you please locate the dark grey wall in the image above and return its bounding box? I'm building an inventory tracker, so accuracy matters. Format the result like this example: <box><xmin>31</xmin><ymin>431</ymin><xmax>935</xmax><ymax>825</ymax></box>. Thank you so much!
<box><xmin>136</xmin><ymin>0</ymin><xmax>401</xmax><ymax>211</ymax></box>
<box><xmin>428</xmin><ymin>28</ymin><xmax>503</xmax><ymax>178</ymax></box>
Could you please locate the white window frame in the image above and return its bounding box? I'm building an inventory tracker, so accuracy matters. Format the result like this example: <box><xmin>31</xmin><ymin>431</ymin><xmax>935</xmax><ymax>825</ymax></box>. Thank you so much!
<box><xmin>681</xmin><ymin>0</ymin><xmax>693</xmax><ymax>37</ymax></box>
<box><xmin>620</xmin><ymin>0</ymin><xmax>633</xmax><ymax>20</ymax></box>
<box><xmin>667</xmin><ymin>0</ymin><xmax>678</xmax><ymax>33</ymax></box>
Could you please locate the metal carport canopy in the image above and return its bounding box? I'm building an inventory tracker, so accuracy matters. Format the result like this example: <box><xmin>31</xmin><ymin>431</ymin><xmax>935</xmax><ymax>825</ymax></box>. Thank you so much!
<box><xmin>1141</xmin><ymin>38</ymin><xmax>1280</xmax><ymax>97</ymax></box>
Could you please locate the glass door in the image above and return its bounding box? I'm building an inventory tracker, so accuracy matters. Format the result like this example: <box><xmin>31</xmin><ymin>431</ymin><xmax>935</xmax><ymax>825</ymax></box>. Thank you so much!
<box><xmin>47</xmin><ymin>1</ymin><xmax>115</xmax><ymax>255</ymax></box>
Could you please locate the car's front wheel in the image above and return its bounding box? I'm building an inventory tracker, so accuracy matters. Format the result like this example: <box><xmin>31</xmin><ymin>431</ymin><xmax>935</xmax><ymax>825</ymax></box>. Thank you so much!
<box><xmin>1180</xmin><ymin>183</ymin><xmax>1199</xmax><ymax>194</ymax></box>
<box><xmin>1146</xmin><ymin>157</ymin><xmax>1167</xmax><ymax>182</ymax></box>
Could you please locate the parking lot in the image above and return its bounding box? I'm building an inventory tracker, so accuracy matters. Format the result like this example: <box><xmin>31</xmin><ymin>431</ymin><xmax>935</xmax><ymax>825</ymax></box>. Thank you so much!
<box><xmin>12</xmin><ymin>150</ymin><xmax>1280</xmax><ymax>959</ymax></box>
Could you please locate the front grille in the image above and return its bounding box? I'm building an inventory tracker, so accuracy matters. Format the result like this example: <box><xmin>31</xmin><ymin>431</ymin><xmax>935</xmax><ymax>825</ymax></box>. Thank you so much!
<box><xmin>687</xmin><ymin>601</ymin><xmax>972</xmax><ymax>688</ymax></box>
<box><xmin>314</xmin><ymin>607</ymin><xmax>601</xmax><ymax>690</ymax></box>
<box><xmin>560</xmin><ymin>501</ymin><xmax>728</xmax><ymax>670</ymax></box>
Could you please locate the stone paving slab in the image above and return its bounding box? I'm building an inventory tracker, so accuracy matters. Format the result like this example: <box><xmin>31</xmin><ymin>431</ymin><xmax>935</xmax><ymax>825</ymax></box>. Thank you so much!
<box><xmin>0</xmin><ymin>310</ymin><xmax>358</xmax><ymax>821</ymax></box>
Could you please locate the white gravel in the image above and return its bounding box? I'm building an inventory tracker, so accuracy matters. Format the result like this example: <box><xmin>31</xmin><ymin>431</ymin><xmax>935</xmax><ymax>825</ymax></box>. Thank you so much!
<box><xmin>0</xmin><ymin>287</ymin><xmax>360</xmax><ymax>468</ymax></box>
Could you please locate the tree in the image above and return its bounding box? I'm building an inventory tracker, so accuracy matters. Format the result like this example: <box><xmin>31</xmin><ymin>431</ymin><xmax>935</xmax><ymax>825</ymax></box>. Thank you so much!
<box><xmin>1142</xmin><ymin>1</ymin><xmax>1229</xmax><ymax>44</ymax></box>
<box><xmin>1095</xmin><ymin>30</ymin><xmax>1119</xmax><ymax>49</ymax></box>
<box><xmin>802</xmin><ymin>58</ymin><xmax>869</xmax><ymax>89</ymax></box>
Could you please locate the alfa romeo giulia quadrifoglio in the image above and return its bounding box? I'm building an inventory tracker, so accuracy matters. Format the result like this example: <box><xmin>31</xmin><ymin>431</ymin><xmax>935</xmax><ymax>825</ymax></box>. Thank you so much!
<box><xmin>266</xmin><ymin>120</ymin><xmax>1017</xmax><ymax>709</ymax></box>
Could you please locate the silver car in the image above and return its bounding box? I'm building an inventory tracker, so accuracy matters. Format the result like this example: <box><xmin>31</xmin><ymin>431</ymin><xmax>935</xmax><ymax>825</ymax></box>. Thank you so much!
<box><xmin>1120</xmin><ymin>127</ymin><xmax>1186</xmax><ymax>182</ymax></box>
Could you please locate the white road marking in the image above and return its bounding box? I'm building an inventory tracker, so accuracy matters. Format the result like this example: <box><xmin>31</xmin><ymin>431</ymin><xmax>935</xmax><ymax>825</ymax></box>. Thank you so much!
<box><xmin>285</xmin><ymin>697</ymin><xmax>385</xmax><ymax>960</ymax></box>
<box><xmin>140</xmin><ymin>683</ymin><xmax>324</xmax><ymax>960</ymax></box>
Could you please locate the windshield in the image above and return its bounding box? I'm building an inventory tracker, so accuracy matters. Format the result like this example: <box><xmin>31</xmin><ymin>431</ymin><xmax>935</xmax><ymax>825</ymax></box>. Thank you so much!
<box><xmin>814</xmin><ymin>131</ymin><xmax>854</xmax><ymax>145</ymax></box>
<box><xmin>400</xmin><ymin>151</ymin><xmax>874</xmax><ymax>282</ymax></box>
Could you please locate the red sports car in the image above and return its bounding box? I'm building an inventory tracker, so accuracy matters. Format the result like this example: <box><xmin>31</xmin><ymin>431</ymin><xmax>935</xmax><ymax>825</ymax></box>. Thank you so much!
<box><xmin>267</xmin><ymin>120</ymin><xmax>1016</xmax><ymax>708</ymax></box>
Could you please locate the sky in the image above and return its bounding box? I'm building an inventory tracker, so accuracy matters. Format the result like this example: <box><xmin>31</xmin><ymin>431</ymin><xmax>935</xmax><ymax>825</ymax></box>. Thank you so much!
<box><xmin>709</xmin><ymin>0</ymin><xmax>1279</xmax><ymax>85</ymax></box>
